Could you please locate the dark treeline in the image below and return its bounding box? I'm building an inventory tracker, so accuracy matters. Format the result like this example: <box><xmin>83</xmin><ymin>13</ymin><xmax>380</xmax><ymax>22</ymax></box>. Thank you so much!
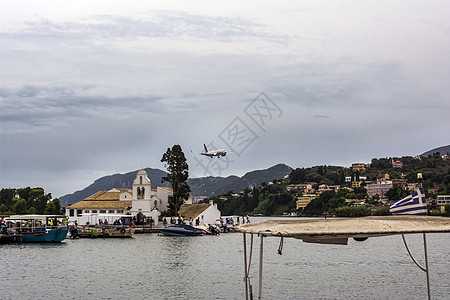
<box><xmin>0</xmin><ymin>187</ymin><xmax>62</xmax><ymax>215</ymax></box>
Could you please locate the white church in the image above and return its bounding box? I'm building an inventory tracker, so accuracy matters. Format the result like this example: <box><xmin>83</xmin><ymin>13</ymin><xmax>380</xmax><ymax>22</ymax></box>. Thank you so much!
<box><xmin>66</xmin><ymin>169</ymin><xmax>190</xmax><ymax>225</ymax></box>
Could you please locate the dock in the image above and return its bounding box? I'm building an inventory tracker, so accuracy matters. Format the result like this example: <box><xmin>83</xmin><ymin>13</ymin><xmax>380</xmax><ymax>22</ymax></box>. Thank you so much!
<box><xmin>0</xmin><ymin>233</ymin><xmax>24</xmax><ymax>244</ymax></box>
<box><xmin>132</xmin><ymin>224</ymin><xmax>161</xmax><ymax>233</ymax></box>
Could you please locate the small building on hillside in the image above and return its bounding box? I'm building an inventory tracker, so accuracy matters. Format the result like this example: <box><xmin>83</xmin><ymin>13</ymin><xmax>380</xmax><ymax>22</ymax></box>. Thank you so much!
<box><xmin>297</xmin><ymin>194</ymin><xmax>316</xmax><ymax>210</ymax></box>
<box><xmin>286</xmin><ymin>184</ymin><xmax>307</xmax><ymax>192</ymax></box>
<box><xmin>178</xmin><ymin>201</ymin><xmax>221</xmax><ymax>225</ymax></box>
<box><xmin>392</xmin><ymin>178</ymin><xmax>407</xmax><ymax>187</ymax></box>
<box><xmin>351</xmin><ymin>163</ymin><xmax>366</xmax><ymax>172</ymax></box>
<box><xmin>392</xmin><ymin>159</ymin><xmax>403</xmax><ymax>168</ymax></box>
<box><xmin>436</xmin><ymin>195</ymin><xmax>450</xmax><ymax>213</ymax></box>
<box><xmin>303</xmin><ymin>183</ymin><xmax>316</xmax><ymax>194</ymax></box>
<box><xmin>352</xmin><ymin>181</ymin><xmax>362</xmax><ymax>188</ymax></box>
<box><xmin>366</xmin><ymin>181</ymin><xmax>393</xmax><ymax>200</ymax></box>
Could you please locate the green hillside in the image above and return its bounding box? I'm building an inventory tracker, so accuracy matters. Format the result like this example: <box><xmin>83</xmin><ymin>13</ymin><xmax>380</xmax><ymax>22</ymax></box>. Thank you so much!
<box><xmin>202</xmin><ymin>154</ymin><xmax>450</xmax><ymax>217</ymax></box>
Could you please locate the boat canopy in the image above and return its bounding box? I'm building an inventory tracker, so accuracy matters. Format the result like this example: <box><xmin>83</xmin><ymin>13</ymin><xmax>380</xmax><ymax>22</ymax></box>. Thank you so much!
<box><xmin>5</xmin><ymin>215</ymin><xmax>67</xmax><ymax>220</ymax></box>
<box><xmin>238</xmin><ymin>216</ymin><xmax>450</xmax><ymax>300</ymax></box>
<box><xmin>237</xmin><ymin>216</ymin><xmax>450</xmax><ymax>241</ymax></box>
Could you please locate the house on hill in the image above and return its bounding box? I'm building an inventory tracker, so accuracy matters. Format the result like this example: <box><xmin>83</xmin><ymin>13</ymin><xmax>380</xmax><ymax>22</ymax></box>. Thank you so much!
<box><xmin>66</xmin><ymin>169</ymin><xmax>175</xmax><ymax>225</ymax></box>
<box><xmin>178</xmin><ymin>201</ymin><xmax>220</xmax><ymax>226</ymax></box>
<box><xmin>351</xmin><ymin>163</ymin><xmax>366</xmax><ymax>171</ymax></box>
<box><xmin>392</xmin><ymin>159</ymin><xmax>403</xmax><ymax>168</ymax></box>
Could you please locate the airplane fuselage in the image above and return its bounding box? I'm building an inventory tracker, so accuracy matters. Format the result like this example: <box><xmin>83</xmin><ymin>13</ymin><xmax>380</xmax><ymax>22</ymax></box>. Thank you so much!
<box><xmin>201</xmin><ymin>149</ymin><xmax>227</xmax><ymax>157</ymax></box>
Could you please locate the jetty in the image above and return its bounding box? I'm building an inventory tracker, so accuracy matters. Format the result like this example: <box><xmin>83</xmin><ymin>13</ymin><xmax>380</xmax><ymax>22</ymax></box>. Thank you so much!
<box><xmin>0</xmin><ymin>232</ymin><xmax>23</xmax><ymax>244</ymax></box>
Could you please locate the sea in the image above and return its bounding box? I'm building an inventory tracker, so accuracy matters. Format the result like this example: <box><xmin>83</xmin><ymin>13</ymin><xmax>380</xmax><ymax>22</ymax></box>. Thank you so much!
<box><xmin>1</xmin><ymin>217</ymin><xmax>449</xmax><ymax>299</ymax></box>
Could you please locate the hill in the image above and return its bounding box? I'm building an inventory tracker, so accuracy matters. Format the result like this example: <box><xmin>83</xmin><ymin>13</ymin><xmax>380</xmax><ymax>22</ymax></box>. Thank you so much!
<box><xmin>214</xmin><ymin>163</ymin><xmax>293</xmax><ymax>195</ymax></box>
<box><xmin>421</xmin><ymin>144</ymin><xmax>450</xmax><ymax>157</ymax></box>
<box><xmin>58</xmin><ymin>163</ymin><xmax>293</xmax><ymax>207</ymax></box>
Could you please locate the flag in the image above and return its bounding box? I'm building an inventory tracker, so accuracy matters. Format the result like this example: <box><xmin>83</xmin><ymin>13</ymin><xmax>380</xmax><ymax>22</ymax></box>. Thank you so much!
<box><xmin>390</xmin><ymin>188</ymin><xmax>427</xmax><ymax>215</ymax></box>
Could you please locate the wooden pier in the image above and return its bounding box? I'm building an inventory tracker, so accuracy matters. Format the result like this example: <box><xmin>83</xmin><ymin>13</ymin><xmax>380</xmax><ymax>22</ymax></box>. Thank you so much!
<box><xmin>0</xmin><ymin>233</ymin><xmax>23</xmax><ymax>244</ymax></box>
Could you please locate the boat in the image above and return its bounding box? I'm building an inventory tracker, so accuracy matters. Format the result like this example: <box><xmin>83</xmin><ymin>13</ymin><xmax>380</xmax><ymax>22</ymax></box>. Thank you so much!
<box><xmin>159</xmin><ymin>223</ymin><xmax>205</xmax><ymax>236</ymax></box>
<box><xmin>1</xmin><ymin>215</ymin><xmax>68</xmax><ymax>243</ymax></box>
<box><xmin>71</xmin><ymin>224</ymin><xmax>135</xmax><ymax>238</ymax></box>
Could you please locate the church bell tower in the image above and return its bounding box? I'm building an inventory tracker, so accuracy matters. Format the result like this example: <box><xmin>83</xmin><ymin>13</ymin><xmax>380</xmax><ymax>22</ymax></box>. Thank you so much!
<box><xmin>132</xmin><ymin>169</ymin><xmax>151</xmax><ymax>201</ymax></box>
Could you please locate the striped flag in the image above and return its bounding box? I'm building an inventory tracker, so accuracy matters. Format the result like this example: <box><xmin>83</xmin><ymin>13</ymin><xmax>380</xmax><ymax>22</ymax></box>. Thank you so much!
<box><xmin>390</xmin><ymin>188</ymin><xmax>428</xmax><ymax>215</ymax></box>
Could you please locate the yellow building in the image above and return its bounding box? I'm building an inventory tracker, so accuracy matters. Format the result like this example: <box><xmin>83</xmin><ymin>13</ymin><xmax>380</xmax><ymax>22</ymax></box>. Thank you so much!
<box><xmin>297</xmin><ymin>194</ymin><xmax>317</xmax><ymax>210</ymax></box>
<box><xmin>352</xmin><ymin>181</ymin><xmax>362</xmax><ymax>188</ymax></box>
<box><xmin>351</xmin><ymin>163</ymin><xmax>366</xmax><ymax>171</ymax></box>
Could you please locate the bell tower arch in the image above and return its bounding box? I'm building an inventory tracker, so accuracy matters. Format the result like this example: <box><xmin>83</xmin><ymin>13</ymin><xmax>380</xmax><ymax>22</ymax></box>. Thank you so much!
<box><xmin>132</xmin><ymin>169</ymin><xmax>151</xmax><ymax>200</ymax></box>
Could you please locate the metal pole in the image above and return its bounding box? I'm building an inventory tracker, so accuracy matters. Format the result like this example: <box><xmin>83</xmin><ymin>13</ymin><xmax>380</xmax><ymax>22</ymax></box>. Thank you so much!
<box><xmin>258</xmin><ymin>234</ymin><xmax>263</xmax><ymax>300</ymax></box>
<box><xmin>402</xmin><ymin>233</ymin><xmax>431</xmax><ymax>300</ymax></box>
<box><xmin>423</xmin><ymin>233</ymin><xmax>431</xmax><ymax>300</ymax></box>
<box><xmin>243</xmin><ymin>233</ymin><xmax>249</xmax><ymax>300</ymax></box>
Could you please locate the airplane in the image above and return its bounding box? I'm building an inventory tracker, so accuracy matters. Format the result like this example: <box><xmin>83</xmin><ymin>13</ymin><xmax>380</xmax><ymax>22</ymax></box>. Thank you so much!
<box><xmin>196</xmin><ymin>144</ymin><xmax>228</xmax><ymax>158</ymax></box>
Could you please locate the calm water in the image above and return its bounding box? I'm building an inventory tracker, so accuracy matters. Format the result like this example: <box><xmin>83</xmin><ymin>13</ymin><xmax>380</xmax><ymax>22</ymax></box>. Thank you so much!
<box><xmin>1</xmin><ymin>217</ymin><xmax>449</xmax><ymax>299</ymax></box>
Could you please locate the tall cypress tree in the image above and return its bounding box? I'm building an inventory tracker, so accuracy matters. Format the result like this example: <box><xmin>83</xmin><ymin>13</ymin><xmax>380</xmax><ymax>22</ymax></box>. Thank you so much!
<box><xmin>161</xmin><ymin>145</ymin><xmax>191</xmax><ymax>216</ymax></box>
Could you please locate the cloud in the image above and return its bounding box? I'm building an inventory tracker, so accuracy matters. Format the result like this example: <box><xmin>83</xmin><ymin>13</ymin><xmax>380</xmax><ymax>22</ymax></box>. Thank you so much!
<box><xmin>310</xmin><ymin>115</ymin><xmax>331</xmax><ymax>119</ymax></box>
<box><xmin>1</xmin><ymin>11</ymin><xmax>289</xmax><ymax>44</ymax></box>
<box><xmin>0</xmin><ymin>85</ymin><xmax>166</xmax><ymax>131</ymax></box>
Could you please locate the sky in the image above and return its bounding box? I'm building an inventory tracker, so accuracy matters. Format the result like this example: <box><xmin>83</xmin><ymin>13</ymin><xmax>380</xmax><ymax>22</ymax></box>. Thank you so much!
<box><xmin>1</xmin><ymin>0</ymin><xmax>449</xmax><ymax>198</ymax></box>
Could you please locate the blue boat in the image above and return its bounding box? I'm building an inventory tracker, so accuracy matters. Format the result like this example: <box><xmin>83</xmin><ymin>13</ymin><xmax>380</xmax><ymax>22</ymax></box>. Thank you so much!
<box><xmin>2</xmin><ymin>215</ymin><xmax>68</xmax><ymax>243</ymax></box>
<box><xmin>159</xmin><ymin>223</ymin><xmax>205</xmax><ymax>236</ymax></box>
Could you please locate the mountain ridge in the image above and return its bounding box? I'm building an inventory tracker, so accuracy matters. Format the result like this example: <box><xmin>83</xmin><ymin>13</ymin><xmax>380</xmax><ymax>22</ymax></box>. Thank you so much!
<box><xmin>420</xmin><ymin>144</ymin><xmax>450</xmax><ymax>157</ymax></box>
<box><xmin>59</xmin><ymin>163</ymin><xmax>293</xmax><ymax>207</ymax></box>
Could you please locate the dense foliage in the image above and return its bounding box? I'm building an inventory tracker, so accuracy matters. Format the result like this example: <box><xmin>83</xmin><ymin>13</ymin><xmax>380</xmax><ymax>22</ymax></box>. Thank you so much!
<box><xmin>0</xmin><ymin>187</ymin><xmax>62</xmax><ymax>215</ymax></box>
<box><xmin>369</xmin><ymin>154</ymin><xmax>450</xmax><ymax>192</ymax></box>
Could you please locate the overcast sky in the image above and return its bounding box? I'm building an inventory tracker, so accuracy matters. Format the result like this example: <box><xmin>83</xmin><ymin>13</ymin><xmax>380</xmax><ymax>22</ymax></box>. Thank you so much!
<box><xmin>1</xmin><ymin>0</ymin><xmax>449</xmax><ymax>198</ymax></box>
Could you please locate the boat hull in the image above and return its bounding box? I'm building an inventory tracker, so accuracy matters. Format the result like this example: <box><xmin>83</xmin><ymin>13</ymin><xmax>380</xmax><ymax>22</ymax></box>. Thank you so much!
<box><xmin>160</xmin><ymin>224</ymin><xmax>205</xmax><ymax>236</ymax></box>
<box><xmin>74</xmin><ymin>226</ymin><xmax>134</xmax><ymax>238</ymax></box>
<box><xmin>11</xmin><ymin>228</ymin><xmax>68</xmax><ymax>243</ymax></box>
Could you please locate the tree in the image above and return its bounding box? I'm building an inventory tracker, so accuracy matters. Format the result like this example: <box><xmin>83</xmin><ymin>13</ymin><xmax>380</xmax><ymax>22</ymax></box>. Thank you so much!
<box><xmin>444</xmin><ymin>204</ymin><xmax>450</xmax><ymax>217</ymax></box>
<box><xmin>290</xmin><ymin>168</ymin><xmax>306</xmax><ymax>184</ymax></box>
<box><xmin>373</xmin><ymin>206</ymin><xmax>391</xmax><ymax>216</ymax></box>
<box><xmin>12</xmin><ymin>198</ymin><xmax>28</xmax><ymax>214</ymax></box>
<box><xmin>0</xmin><ymin>203</ymin><xmax>9</xmax><ymax>214</ymax></box>
<box><xmin>385</xmin><ymin>184</ymin><xmax>409</xmax><ymax>201</ymax></box>
<box><xmin>161</xmin><ymin>145</ymin><xmax>191</xmax><ymax>216</ymax></box>
<box><xmin>44</xmin><ymin>202</ymin><xmax>56</xmax><ymax>215</ymax></box>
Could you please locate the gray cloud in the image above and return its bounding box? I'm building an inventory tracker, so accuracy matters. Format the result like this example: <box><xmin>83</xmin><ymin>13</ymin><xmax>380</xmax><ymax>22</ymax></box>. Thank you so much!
<box><xmin>310</xmin><ymin>115</ymin><xmax>331</xmax><ymax>119</ymax></box>
<box><xmin>2</xmin><ymin>11</ymin><xmax>289</xmax><ymax>43</ymax></box>
<box><xmin>0</xmin><ymin>85</ymin><xmax>165</xmax><ymax>130</ymax></box>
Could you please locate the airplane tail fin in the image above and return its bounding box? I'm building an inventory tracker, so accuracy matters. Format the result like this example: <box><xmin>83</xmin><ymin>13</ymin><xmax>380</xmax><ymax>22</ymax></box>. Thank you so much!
<box><xmin>203</xmin><ymin>144</ymin><xmax>208</xmax><ymax>153</ymax></box>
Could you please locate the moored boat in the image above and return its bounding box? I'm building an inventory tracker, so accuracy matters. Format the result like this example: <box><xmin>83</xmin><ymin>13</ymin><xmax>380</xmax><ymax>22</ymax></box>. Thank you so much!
<box><xmin>160</xmin><ymin>223</ymin><xmax>205</xmax><ymax>236</ymax></box>
<box><xmin>71</xmin><ymin>224</ymin><xmax>135</xmax><ymax>238</ymax></box>
<box><xmin>2</xmin><ymin>215</ymin><xmax>68</xmax><ymax>243</ymax></box>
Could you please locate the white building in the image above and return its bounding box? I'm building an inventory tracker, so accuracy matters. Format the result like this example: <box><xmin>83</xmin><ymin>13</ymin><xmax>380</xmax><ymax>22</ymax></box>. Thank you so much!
<box><xmin>66</xmin><ymin>169</ymin><xmax>175</xmax><ymax>225</ymax></box>
<box><xmin>366</xmin><ymin>181</ymin><xmax>393</xmax><ymax>200</ymax></box>
<box><xmin>178</xmin><ymin>201</ymin><xmax>221</xmax><ymax>225</ymax></box>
